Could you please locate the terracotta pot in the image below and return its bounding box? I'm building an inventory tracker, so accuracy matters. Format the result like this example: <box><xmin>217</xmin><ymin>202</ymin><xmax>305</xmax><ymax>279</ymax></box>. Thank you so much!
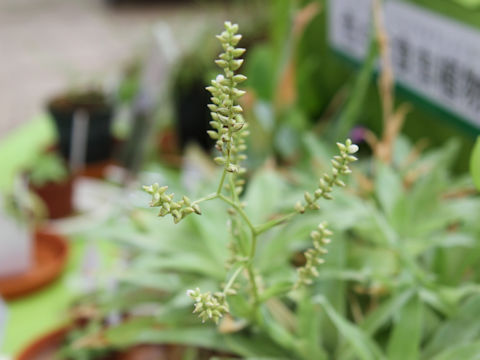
<box><xmin>30</xmin><ymin>177</ymin><xmax>75</xmax><ymax>219</ymax></box>
<box><xmin>17</xmin><ymin>326</ymin><xmax>239</xmax><ymax>360</ymax></box>
<box><xmin>0</xmin><ymin>229</ymin><xmax>69</xmax><ymax>300</ymax></box>
<box><xmin>77</xmin><ymin>159</ymin><xmax>118</xmax><ymax>179</ymax></box>
<box><xmin>16</xmin><ymin>329</ymin><xmax>172</xmax><ymax>360</ymax></box>
<box><xmin>16</xmin><ymin>326</ymin><xmax>69</xmax><ymax>360</ymax></box>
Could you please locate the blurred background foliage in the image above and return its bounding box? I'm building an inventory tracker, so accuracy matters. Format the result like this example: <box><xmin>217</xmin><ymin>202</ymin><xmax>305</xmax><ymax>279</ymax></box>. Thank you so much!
<box><xmin>3</xmin><ymin>0</ymin><xmax>480</xmax><ymax>359</ymax></box>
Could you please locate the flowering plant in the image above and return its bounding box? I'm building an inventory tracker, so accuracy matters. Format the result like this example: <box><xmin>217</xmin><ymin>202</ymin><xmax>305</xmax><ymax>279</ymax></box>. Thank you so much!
<box><xmin>143</xmin><ymin>21</ymin><xmax>358</xmax><ymax>326</ymax></box>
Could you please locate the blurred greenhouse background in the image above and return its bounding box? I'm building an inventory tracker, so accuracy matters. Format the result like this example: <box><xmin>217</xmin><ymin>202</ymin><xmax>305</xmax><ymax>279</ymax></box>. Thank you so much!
<box><xmin>1</xmin><ymin>0</ymin><xmax>480</xmax><ymax>359</ymax></box>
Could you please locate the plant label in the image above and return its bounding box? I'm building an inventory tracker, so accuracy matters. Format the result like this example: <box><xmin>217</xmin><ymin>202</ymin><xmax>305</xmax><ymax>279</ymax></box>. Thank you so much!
<box><xmin>0</xmin><ymin>202</ymin><xmax>31</xmax><ymax>278</ymax></box>
<box><xmin>329</xmin><ymin>0</ymin><xmax>480</xmax><ymax>129</ymax></box>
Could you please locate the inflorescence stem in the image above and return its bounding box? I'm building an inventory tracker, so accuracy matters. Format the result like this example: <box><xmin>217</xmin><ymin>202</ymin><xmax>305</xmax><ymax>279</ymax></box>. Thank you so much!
<box><xmin>146</xmin><ymin>21</ymin><xmax>358</xmax><ymax>326</ymax></box>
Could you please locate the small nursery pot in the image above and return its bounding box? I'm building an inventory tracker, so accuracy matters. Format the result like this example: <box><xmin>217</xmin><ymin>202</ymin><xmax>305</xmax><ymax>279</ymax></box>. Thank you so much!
<box><xmin>48</xmin><ymin>91</ymin><xmax>114</xmax><ymax>164</ymax></box>
<box><xmin>29</xmin><ymin>176</ymin><xmax>75</xmax><ymax>219</ymax></box>
<box><xmin>174</xmin><ymin>79</ymin><xmax>213</xmax><ymax>152</ymax></box>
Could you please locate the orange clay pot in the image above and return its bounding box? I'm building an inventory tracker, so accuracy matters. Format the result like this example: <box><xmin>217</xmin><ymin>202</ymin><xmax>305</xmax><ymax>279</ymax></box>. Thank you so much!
<box><xmin>30</xmin><ymin>177</ymin><xmax>75</xmax><ymax>219</ymax></box>
<box><xmin>0</xmin><ymin>229</ymin><xmax>69</xmax><ymax>300</ymax></box>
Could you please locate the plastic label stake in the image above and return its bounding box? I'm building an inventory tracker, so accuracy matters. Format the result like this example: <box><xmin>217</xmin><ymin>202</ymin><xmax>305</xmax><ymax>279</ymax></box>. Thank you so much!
<box><xmin>70</xmin><ymin>109</ymin><xmax>89</xmax><ymax>173</ymax></box>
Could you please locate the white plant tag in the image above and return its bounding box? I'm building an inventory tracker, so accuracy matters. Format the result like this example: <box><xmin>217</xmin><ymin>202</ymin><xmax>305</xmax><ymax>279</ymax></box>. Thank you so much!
<box><xmin>0</xmin><ymin>194</ymin><xmax>32</xmax><ymax>278</ymax></box>
<box><xmin>329</xmin><ymin>0</ymin><xmax>480</xmax><ymax>128</ymax></box>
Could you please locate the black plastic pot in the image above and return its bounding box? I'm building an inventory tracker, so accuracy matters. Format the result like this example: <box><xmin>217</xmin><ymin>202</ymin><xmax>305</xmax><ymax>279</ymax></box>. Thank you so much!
<box><xmin>174</xmin><ymin>78</ymin><xmax>213</xmax><ymax>152</ymax></box>
<box><xmin>48</xmin><ymin>92</ymin><xmax>114</xmax><ymax>164</ymax></box>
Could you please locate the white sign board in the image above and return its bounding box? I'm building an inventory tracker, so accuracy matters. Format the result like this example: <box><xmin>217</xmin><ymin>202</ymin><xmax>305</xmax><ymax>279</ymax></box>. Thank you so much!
<box><xmin>329</xmin><ymin>0</ymin><xmax>480</xmax><ymax>128</ymax></box>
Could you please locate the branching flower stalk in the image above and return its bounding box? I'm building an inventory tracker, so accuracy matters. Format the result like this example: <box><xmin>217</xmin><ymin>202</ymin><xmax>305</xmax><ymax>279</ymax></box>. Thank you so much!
<box><xmin>295</xmin><ymin>222</ymin><xmax>332</xmax><ymax>288</ymax></box>
<box><xmin>144</xmin><ymin>22</ymin><xmax>358</xmax><ymax>325</ymax></box>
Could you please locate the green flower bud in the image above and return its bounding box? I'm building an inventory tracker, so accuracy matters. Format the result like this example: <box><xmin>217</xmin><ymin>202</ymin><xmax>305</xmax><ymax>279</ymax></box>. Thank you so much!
<box><xmin>231</xmin><ymin>34</ymin><xmax>242</xmax><ymax>46</ymax></box>
<box><xmin>215</xmin><ymin>59</ymin><xmax>228</xmax><ymax>68</ymax></box>
<box><xmin>214</xmin><ymin>157</ymin><xmax>226</xmax><ymax>165</ymax></box>
<box><xmin>182</xmin><ymin>207</ymin><xmax>195</xmax><ymax>216</ymax></box>
<box><xmin>336</xmin><ymin>142</ymin><xmax>346</xmax><ymax>152</ymax></box>
<box><xmin>294</xmin><ymin>201</ymin><xmax>305</xmax><ymax>214</ymax></box>
<box><xmin>304</xmin><ymin>192</ymin><xmax>313</xmax><ymax>204</ymax></box>
<box><xmin>207</xmin><ymin>130</ymin><xmax>219</xmax><ymax>140</ymax></box>
<box><xmin>192</xmin><ymin>204</ymin><xmax>202</xmax><ymax>215</ymax></box>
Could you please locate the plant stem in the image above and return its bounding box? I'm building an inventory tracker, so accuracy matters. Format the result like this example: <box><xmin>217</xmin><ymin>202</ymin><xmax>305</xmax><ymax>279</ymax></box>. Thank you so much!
<box><xmin>247</xmin><ymin>232</ymin><xmax>260</xmax><ymax>305</ymax></box>
<box><xmin>249</xmin><ymin>231</ymin><xmax>257</xmax><ymax>259</ymax></box>
<box><xmin>223</xmin><ymin>265</ymin><xmax>244</xmax><ymax>295</ymax></box>
<box><xmin>217</xmin><ymin>168</ymin><xmax>228</xmax><ymax>194</ymax></box>
<box><xmin>255</xmin><ymin>211</ymin><xmax>297</xmax><ymax>235</ymax></box>
<box><xmin>216</xmin><ymin>152</ymin><xmax>231</xmax><ymax>194</ymax></box>
<box><xmin>218</xmin><ymin>194</ymin><xmax>256</xmax><ymax>234</ymax></box>
<box><xmin>222</xmin><ymin>174</ymin><xmax>261</xmax><ymax>312</ymax></box>
<box><xmin>192</xmin><ymin>192</ymin><xmax>218</xmax><ymax>205</ymax></box>
<box><xmin>228</xmin><ymin>173</ymin><xmax>239</xmax><ymax>203</ymax></box>
<box><xmin>247</xmin><ymin>263</ymin><xmax>259</xmax><ymax>305</ymax></box>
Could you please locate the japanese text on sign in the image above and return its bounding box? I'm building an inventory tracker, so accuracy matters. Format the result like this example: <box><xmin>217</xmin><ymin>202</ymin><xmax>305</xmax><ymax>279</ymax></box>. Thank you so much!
<box><xmin>329</xmin><ymin>0</ymin><xmax>480</xmax><ymax>128</ymax></box>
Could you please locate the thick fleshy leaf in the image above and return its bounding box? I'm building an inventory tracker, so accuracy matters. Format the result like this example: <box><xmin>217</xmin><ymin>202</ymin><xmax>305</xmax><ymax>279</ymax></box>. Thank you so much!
<box><xmin>259</xmin><ymin>281</ymin><xmax>293</xmax><ymax>303</ymax></box>
<box><xmin>360</xmin><ymin>289</ymin><xmax>414</xmax><ymax>335</ymax></box>
<box><xmin>431</xmin><ymin>341</ymin><xmax>480</xmax><ymax>360</ymax></box>
<box><xmin>423</xmin><ymin>295</ymin><xmax>480</xmax><ymax>358</ymax></box>
<box><xmin>471</xmin><ymin>136</ymin><xmax>480</xmax><ymax>191</ymax></box>
<box><xmin>105</xmin><ymin>318</ymin><xmax>285</xmax><ymax>358</ymax></box>
<box><xmin>386</xmin><ymin>294</ymin><xmax>422</xmax><ymax>360</ymax></box>
<box><xmin>375</xmin><ymin>162</ymin><xmax>404</xmax><ymax>221</ymax></box>
<box><xmin>244</xmin><ymin>167</ymin><xmax>287</xmax><ymax>223</ymax></box>
<box><xmin>314</xmin><ymin>296</ymin><xmax>385</xmax><ymax>360</ymax></box>
<box><xmin>297</xmin><ymin>292</ymin><xmax>328</xmax><ymax>360</ymax></box>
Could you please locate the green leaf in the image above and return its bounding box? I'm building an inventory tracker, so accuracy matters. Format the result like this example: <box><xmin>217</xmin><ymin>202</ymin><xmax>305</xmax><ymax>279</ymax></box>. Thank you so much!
<box><xmin>360</xmin><ymin>289</ymin><xmax>415</xmax><ymax>335</ymax></box>
<box><xmin>187</xmin><ymin>200</ymin><xmax>230</xmax><ymax>268</ymax></box>
<box><xmin>259</xmin><ymin>307</ymin><xmax>299</xmax><ymax>357</ymax></box>
<box><xmin>423</xmin><ymin>295</ymin><xmax>480</xmax><ymax>358</ymax></box>
<box><xmin>431</xmin><ymin>341</ymin><xmax>480</xmax><ymax>360</ymax></box>
<box><xmin>105</xmin><ymin>318</ymin><xmax>285</xmax><ymax>358</ymax></box>
<box><xmin>134</xmin><ymin>253</ymin><xmax>225</xmax><ymax>280</ymax></box>
<box><xmin>119</xmin><ymin>272</ymin><xmax>180</xmax><ymax>292</ymax></box>
<box><xmin>470</xmin><ymin>136</ymin><xmax>480</xmax><ymax>191</ymax></box>
<box><xmin>340</xmin><ymin>290</ymin><xmax>415</xmax><ymax>360</ymax></box>
<box><xmin>108</xmin><ymin>323</ymin><xmax>223</xmax><ymax>350</ymax></box>
<box><xmin>223</xmin><ymin>332</ymin><xmax>289</xmax><ymax>358</ymax></box>
<box><xmin>297</xmin><ymin>292</ymin><xmax>328</xmax><ymax>360</ymax></box>
<box><xmin>374</xmin><ymin>160</ymin><xmax>404</xmax><ymax>220</ymax></box>
<box><xmin>244</xmin><ymin>45</ymin><xmax>275</xmax><ymax>101</ymax></box>
<box><xmin>244</xmin><ymin>167</ymin><xmax>287</xmax><ymax>222</ymax></box>
<box><xmin>28</xmin><ymin>152</ymin><xmax>68</xmax><ymax>186</ymax></box>
<box><xmin>314</xmin><ymin>296</ymin><xmax>385</xmax><ymax>360</ymax></box>
<box><xmin>228</xmin><ymin>293</ymin><xmax>252</xmax><ymax>319</ymax></box>
<box><xmin>259</xmin><ymin>281</ymin><xmax>293</xmax><ymax>303</ymax></box>
<box><xmin>386</xmin><ymin>294</ymin><xmax>422</xmax><ymax>360</ymax></box>
<box><xmin>314</xmin><ymin>230</ymin><xmax>348</xmax><ymax>351</ymax></box>
<box><xmin>418</xmin><ymin>288</ymin><xmax>454</xmax><ymax>317</ymax></box>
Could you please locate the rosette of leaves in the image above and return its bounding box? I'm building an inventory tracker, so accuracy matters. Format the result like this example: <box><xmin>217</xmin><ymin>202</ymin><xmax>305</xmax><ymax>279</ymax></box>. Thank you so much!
<box><xmin>61</xmin><ymin>22</ymin><xmax>360</xmax><ymax>360</ymax></box>
<box><xmin>142</xmin><ymin>22</ymin><xmax>358</xmax><ymax>328</ymax></box>
<box><xmin>294</xmin><ymin>131</ymin><xmax>480</xmax><ymax>359</ymax></box>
